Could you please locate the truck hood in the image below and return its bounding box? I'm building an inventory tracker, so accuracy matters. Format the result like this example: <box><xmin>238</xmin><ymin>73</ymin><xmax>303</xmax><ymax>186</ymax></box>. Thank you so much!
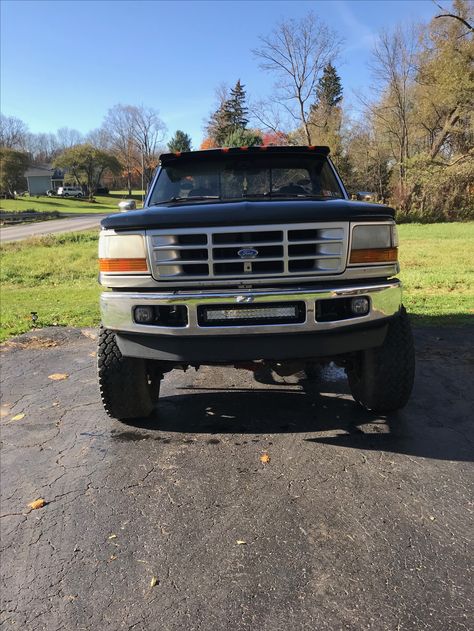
<box><xmin>101</xmin><ymin>199</ymin><xmax>395</xmax><ymax>231</ymax></box>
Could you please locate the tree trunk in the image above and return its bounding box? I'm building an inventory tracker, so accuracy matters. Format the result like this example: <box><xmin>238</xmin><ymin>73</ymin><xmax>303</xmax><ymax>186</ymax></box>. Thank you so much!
<box><xmin>298</xmin><ymin>94</ymin><xmax>312</xmax><ymax>144</ymax></box>
<box><xmin>430</xmin><ymin>106</ymin><xmax>461</xmax><ymax>160</ymax></box>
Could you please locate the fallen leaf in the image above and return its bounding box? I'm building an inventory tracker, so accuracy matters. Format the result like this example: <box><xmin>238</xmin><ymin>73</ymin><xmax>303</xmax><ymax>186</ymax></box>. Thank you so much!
<box><xmin>108</xmin><ymin>534</ymin><xmax>117</xmax><ymax>539</ymax></box>
<box><xmin>260</xmin><ymin>453</ymin><xmax>271</xmax><ymax>464</ymax></box>
<box><xmin>0</xmin><ymin>404</ymin><xmax>11</xmax><ymax>419</ymax></box>
<box><xmin>150</xmin><ymin>576</ymin><xmax>158</xmax><ymax>587</ymax></box>
<box><xmin>28</xmin><ymin>498</ymin><xmax>46</xmax><ymax>510</ymax></box>
<box><xmin>110</xmin><ymin>555</ymin><xmax>117</xmax><ymax>561</ymax></box>
<box><xmin>48</xmin><ymin>373</ymin><xmax>69</xmax><ymax>381</ymax></box>
<box><xmin>11</xmin><ymin>413</ymin><xmax>25</xmax><ymax>421</ymax></box>
<box><xmin>89</xmin><ymin>352</ymin><xmax>96</xmax><ymax>358</ymax></box>
<box><xmin>236</xmin><ymin>540</ymin><xmax>247</xmax><ymax>545</ymax></box>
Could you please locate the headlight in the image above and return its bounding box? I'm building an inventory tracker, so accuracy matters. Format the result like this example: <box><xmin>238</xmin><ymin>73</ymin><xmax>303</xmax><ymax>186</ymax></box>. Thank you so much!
<box><xmin>98</xmin><ymin>231</ymin><xmax>148</xmax><ymax>273</ymax></box>
<box><xmin>349</xmin><ymin>223</ymin><xmax>398</xmax><ymax>265</ymax></box>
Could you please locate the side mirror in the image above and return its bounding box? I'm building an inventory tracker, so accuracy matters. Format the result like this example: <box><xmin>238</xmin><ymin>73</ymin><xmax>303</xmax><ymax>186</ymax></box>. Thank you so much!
<box><xmin>118</xmin><ymin>199</ymin><xmax>137</xmax><ymax>213</ymax></box>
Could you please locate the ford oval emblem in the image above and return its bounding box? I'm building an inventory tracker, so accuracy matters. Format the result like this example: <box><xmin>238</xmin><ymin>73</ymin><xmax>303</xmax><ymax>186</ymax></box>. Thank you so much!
<box><xmin>238</xmin><ymin>247</ymin><xmax>259</xmax><ymax>259</ymax></box>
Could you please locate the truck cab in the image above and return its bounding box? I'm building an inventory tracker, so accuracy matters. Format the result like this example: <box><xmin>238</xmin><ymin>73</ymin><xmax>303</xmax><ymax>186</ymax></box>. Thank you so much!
<box><xmin>97</xmin><ymin>146</ymin><xmax>414</xmax><ymax>421</ymax></box>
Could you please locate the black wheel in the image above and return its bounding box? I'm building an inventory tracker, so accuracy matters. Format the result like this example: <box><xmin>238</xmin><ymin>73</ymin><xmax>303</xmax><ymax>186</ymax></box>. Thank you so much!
<box><xmin>347</xmin><ymin>306</ymin><xmax>415</xmax><ymax>413</ymax></box>
<box><xmin>97</xmin><ymin>326</ymin><xmax>161</xmax><ymax>420</ymax></box>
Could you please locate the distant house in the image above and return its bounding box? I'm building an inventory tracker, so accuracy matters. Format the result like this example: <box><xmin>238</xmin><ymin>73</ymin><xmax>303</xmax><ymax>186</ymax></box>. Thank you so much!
<box><xmin>24</xmin><ymin>165</ymin><xmax>65</xmax><ymax>195</ymax></box>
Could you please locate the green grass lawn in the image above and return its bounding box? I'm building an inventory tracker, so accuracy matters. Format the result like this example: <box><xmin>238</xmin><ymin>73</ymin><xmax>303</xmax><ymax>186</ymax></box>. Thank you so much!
<box><xmin>0</xmin><ymin>233</ymin><xmax>100</xmax><ymax>341</ymax></box>
<box><xmin>397</xmin><ymin>223</ymin><xmax>474</xmax><ymax>325</ymax></box>
<box><xmin>0</xmin><ymin>223</ymin><xmax>472</xmax><ymax>342</ymax></box>
<box><xmin>0</xmin><ymin>191</ymin><xmax>143</xmax><ymax>216</ymax></box>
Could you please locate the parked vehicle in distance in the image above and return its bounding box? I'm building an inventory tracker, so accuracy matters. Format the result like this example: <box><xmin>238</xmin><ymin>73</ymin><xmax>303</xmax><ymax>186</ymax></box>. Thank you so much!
<box><xmin>94</xmin><ymin>186</ymin><xmax>109</xmax><ymax>195</ymax></box>
<box><xmin>56</xmin><ymin>186</ymin><xmax>84</xmax><ymax>198</ymax></box>
<box><xmin>97</xmin><ymin>146</ymin><xmax>415</xmax><ymax>421</ymax></box>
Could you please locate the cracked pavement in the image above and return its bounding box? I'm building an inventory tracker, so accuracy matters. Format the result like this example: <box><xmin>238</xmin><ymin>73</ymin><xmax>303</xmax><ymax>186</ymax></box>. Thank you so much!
<box><xmin>0</xmin><ymin>326</ymin><xmax>473</xmax><ymax>630</ymax></box>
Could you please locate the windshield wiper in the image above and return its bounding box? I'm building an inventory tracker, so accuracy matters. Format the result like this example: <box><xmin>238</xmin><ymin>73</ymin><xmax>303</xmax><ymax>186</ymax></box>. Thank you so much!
<box><xmin>241</xmin><ymin>192</ymin><xmax>340</xmax><ymax>199</ymax></box>
<box><xmin>269</xmin><ymin>193</ymin><xmax>342</xmax><ymax>199</ymax></box>
<box><xmin>159</xmin><ymin>195</ymin><xmax>220</xmax><ymax>203</ymax></box>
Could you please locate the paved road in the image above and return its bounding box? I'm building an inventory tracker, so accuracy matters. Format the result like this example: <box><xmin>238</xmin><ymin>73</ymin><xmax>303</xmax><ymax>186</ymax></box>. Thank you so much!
<box><xmin>1</xmin><ymin>326</ymin><xmax>473</xmax><ymax>630</ymax></box>
<box><xmin>0</xmin><ymin>215</ymin><xmax>107</xmax><ymax>242</ymax></box>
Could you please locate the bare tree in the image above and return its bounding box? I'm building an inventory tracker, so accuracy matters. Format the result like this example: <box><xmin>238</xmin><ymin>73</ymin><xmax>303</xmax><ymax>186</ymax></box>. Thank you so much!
<box><xmin>25</xmin><ymin>132</ymin><xmax>59</xmax><ymax>163</ymax></box>
<box><xmin>0</xmin><ymin>114</ymin><xmax>29</xmax><ymax>149</ymax></box>
<box><xmin>129</xmin><ymin>105</ymin><xmax>167</xmax><ymax>189</ymax></box>
<box><xmin>248</xmin><ymin>98</ymin><xmax>288</xmax><ymax>134</ymax></box>
<box><xmin>253</xmin><ymin>12</ymin><xmax>342</xmax><ymax>144</ymax></box>
<box><xmin>56</xmin><ymin>127</ymin><xmax>84</xmax><ymax>150</ymax></box>
<box><xmin>86</xmin><ymin>127</ymin><xmax>113</xmax><ymax>151</ymax></box>
<box><xmin>366</xmin><ymin>27</ymin><xmax>418</xmax><ymax>185</ymax></box>
<box><xmin>103</xmin><ymin>104</ymin><xmax>166</xmax><ymax>194</ymax></box>
<box><xmin>103</xmin><ymin>105</ymin><xmax>140</xmax><ymax>195</ymax></box>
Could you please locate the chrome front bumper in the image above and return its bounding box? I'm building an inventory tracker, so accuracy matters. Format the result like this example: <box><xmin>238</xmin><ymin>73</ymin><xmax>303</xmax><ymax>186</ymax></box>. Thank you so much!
<box><xmin>100</xmin><ymin>280</ymin><xmax>402</xmax><ymax>336</ymax></box>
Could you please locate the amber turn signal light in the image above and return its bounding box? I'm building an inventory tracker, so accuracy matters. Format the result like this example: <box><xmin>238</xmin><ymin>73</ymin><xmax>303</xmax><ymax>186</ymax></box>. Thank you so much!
<box><xmin>349</xmin><ymin>247</ymin><xmax>398</xmax><ymax>264</ymax></box>
<box><xmin>99</xmin><ymin>258</ymin><xmax>148</xmax><ymax>272</ymax></box>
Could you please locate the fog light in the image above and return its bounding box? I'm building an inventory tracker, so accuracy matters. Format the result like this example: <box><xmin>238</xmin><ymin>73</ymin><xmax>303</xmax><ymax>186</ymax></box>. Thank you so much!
<box><xmin>351</xmin><ymin>297</ymin><xmax>370</xmax><ymax>316</ymax></box>
<box><xmin>134</xmin><ymin>306</ymin><xmax>155</xmax><ymax>323</ymax></box>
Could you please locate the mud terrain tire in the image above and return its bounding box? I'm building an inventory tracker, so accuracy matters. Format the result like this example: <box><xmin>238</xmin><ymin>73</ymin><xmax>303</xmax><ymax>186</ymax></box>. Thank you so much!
<box><xmin>347</xmin><ymin>307</ymin><xmax>415</xmax><ymax>413</ymax></box>
<box><xmin>98</xmin><ymin>327</ymin><xmax>160</xmax><ymax>420</ymax></box>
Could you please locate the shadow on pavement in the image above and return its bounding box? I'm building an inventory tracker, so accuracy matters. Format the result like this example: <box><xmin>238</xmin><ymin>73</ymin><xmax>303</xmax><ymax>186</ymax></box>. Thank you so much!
<box><xmin>120</xmin><ymin>381</ymin><xmax>473</xmax><ymax>463</ymax></box>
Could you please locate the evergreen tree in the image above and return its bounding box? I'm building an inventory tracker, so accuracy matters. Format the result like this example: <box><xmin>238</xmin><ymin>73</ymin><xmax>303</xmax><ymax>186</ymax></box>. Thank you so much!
<box><xmin>222</xmin><ymin>80</ymin><xmax>249</xmax><ymax>133</ymax></box>
<box><xmin>205</xmin><ymin>89</ymin><xmax>230</xmax><ymax>146</ymax></box>
<box><xmin>307</xmin><ymin>62</ymin><xmax>343</xmax><ymax>141</ymax></box>
<box><xmin>221</xmin><ymin>129</ymin><xmax>262</xmax><ymax>148</ymax></box>
<box><xmin>206</xmin><ymin>80</ymin><xmax>249</xmax><ymax>146</ymax></box>
<box><xmin>167</xmin><ymin>130</ymin><xmax>192</xmax><ymax>153</ymax></box>
<box><xmin>315</xmin><ymin>62</ymin><xmax>343</xmax><ymax>108</ymax></box>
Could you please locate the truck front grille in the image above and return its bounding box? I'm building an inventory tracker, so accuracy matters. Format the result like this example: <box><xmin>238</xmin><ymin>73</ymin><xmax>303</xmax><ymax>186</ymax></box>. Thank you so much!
<box><xmin>147</xmin><ymin>222</ymin><xmax>348</xmax><ymax>283</ymax></box>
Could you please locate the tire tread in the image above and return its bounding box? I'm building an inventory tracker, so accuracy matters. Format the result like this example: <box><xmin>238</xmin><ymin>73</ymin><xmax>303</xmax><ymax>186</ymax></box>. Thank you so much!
<box><xmin>97</xmin><ymin>326</ymin><xmax>157</xmax><ymax>420</ymax></box>
<box><xmin>348</xmin><ymin>307</ymin><xmax>415</xmax><ymax>413</ymax></box>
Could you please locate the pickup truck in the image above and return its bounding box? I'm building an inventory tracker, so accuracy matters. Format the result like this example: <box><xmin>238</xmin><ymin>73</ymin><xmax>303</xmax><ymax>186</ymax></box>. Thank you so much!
<box><xmin>97</xmin><ymin>146</ymin><xmax>415</xmax><ymax>421</ymax></box>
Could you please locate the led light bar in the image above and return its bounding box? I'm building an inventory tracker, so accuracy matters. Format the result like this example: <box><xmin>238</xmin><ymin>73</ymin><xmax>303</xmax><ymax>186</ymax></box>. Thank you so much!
<box><xmin>205</xmin><ymin>306</ymin><xmax>297</xmax><ymax>321</ymax></box>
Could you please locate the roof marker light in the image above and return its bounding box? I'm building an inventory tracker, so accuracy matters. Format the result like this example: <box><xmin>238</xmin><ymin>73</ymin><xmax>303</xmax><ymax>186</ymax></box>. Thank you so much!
<box><xmin>240</xmin><ymin>146</ymin><xmax>249</xmax><ymax>151</ymax></box>
<box><xmin>174</xmin><ymin>151</ymin><xmax>181</xmax><ymax>157</ymax></box>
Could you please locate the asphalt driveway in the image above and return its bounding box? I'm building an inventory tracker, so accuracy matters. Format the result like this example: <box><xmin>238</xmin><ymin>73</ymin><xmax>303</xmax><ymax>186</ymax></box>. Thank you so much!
<box><xmin>1</xmin><ymin>326</ymin><xmax>472</xmax><ymax>630</ymax></box>
<box><xmin>0</xmin><ymin>215</ymin><xmax>107</xmax><ymax>242</ymax></box>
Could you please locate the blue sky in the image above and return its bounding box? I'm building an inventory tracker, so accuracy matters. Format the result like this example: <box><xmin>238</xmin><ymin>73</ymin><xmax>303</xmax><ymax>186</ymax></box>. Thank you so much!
<box><xmin>1</xmin><ymin>0</ymin><xmax>438</xmax><ymax>147</ymax></box>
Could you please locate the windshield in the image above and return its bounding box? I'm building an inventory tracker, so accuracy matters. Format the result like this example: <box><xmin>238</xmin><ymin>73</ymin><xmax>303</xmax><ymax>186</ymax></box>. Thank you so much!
<box><xmin>148</xmin><ymin>155</ymin><xmax>344</xmax><ymax>205</ymax></box>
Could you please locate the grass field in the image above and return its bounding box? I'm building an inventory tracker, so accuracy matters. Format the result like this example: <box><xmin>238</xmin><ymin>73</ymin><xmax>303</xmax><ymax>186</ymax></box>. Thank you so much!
<box><xmin>0</xmin><ymin>191</ymin><xmax>144</xmax><ymax>216</ymax></box>
<box><xmin>398</xmin><ymin>223</ymin><xmax>474</xmax><ymax>325</ymax></box>
<box><xmin>0</xmin><ymin>223</ymin><xmax>472</xmax><ymax>342</ymax></box>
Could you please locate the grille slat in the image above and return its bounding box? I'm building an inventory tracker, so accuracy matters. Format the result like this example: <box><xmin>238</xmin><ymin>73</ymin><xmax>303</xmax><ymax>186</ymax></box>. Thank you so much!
<box><xmin>148</xmin><ymin>222</ymin><xmax>348</xmax><ymax>282</ymax></box>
